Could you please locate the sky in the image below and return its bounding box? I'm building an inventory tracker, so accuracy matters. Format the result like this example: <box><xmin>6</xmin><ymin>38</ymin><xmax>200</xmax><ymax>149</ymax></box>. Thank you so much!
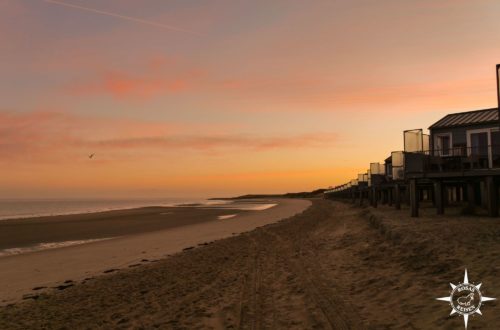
<box><xmin>1</xmin><ymin>0</ymin><xmax>500</xmax><ymax>199</ymax></box>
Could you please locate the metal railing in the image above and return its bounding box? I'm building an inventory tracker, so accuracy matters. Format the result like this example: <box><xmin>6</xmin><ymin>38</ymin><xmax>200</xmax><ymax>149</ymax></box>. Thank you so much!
<box><xmin>405</xmin><ymin>145</ymin><xmax>500</xmax><ymax>172</ymax></box>
<box><xmin>325</xmin><ymin>144</ymin><xmax>500</xmax><ymax>194</ymax></box>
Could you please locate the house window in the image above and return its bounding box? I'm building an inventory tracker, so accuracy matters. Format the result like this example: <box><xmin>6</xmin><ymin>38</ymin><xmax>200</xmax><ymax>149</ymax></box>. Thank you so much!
<box><xmin>436</xmin><ymin>134</ymin><xmax>451</xmax><ymax>156</ymax></box>
<box><xmin>470</xmin><ymin>132</ymin><xmax>488</xmax><ymax>156</ymax></box>
<box><xmin>466</xmin><ymin>128</ymin><xmax>494</xmax><ymax>168</ymax></box>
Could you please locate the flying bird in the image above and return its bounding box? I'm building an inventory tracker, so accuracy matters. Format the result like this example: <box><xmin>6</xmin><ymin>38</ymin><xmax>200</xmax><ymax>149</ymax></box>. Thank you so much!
<box><xmin>89</xmin><ymin>153</ymin><xmax>95</xmax><ymax>159</ymax></box>
<box><xmin>44</xmin><ymin>0</ymin><xmax>201</xmax><ymax>36</ymax></box>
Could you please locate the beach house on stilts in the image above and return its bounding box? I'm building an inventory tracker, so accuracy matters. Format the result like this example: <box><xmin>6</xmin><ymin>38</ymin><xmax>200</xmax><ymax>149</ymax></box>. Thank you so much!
<box><xmin>324</xmin><ymin>64</ymin><xmax>500</xmax><ymax>218</ymax></box>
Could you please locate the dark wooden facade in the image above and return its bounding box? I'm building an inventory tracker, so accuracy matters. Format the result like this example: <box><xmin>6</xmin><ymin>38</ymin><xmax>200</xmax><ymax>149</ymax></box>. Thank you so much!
<box><xmin>325</xmin><ymin>107</ymin><xmax>500</xmax><ymax>218</ymax></box>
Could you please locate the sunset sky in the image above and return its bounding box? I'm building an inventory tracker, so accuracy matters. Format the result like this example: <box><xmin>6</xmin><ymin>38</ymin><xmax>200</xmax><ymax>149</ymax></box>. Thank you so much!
<box><xmin>2</xmin><ymin>0</ymin><xmax>500</xmax><ymax>199</ymax></box>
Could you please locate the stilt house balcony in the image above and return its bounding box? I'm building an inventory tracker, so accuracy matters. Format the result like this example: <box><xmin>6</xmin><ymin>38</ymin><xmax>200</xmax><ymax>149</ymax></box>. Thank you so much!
<box><xmin>404</xmin><ymin>108</ymin><xmax>500</xmax><ymax>178</ymax></box>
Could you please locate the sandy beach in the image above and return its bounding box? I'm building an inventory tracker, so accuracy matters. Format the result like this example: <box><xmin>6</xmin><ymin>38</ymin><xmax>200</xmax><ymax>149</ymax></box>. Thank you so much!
<box><xmin>2</xmin><ymin>199</ymin><xmax>500</xmax><ymax>329</ymax></box>
<box><xmin>0</xmin><ymin>198</ymin><xmax>310</xmax><ymax>306</ymax></box>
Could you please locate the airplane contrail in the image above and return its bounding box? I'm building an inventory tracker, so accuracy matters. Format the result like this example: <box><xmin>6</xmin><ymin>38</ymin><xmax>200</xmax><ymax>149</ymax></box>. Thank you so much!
<box><xmin>44</xmin><ymin>0</ymin><xmax>201</xmax><ymax>36</ymax></box>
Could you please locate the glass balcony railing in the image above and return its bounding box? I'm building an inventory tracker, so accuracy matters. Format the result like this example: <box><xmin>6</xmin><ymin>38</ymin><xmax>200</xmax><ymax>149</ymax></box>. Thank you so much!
<box><xmin>403</xmin><ymin>145</ymin><xmax>500</xmax><ymax>173</ymax></box>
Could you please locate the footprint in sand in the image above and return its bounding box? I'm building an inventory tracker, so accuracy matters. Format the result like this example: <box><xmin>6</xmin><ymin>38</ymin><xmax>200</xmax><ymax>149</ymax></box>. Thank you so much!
<box><xmin>32</xmin><ymin>286</ymin><xmax>47</xmax><ymax>291</ymax></box>
<box><xmin>53</xmin><ymin>284</ymin><xmax>74</xmax><ymax>290</ymax></box>
<box><xmin>103</xmin><ymin>269</ymin><xmax>118</xmax><ymax>274</ymax></box>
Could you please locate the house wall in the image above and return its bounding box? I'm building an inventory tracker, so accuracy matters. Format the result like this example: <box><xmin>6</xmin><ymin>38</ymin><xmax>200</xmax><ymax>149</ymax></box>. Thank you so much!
<box><xmin>430</xmin><ymin>122</ymin><xmax>499</xmax><ymax>150</ymax></box>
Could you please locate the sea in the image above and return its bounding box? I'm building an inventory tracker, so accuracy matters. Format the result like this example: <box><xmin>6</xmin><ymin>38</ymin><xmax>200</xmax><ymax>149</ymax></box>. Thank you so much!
<box><xmin>0</xmin><ymin>198</ymin><xmax>278</xmax><ymax>256</ymax></box>
<box><xmin>0</xmin><ymin>198</ymin><xmax>227</xmax><ymax>221</ymax></box>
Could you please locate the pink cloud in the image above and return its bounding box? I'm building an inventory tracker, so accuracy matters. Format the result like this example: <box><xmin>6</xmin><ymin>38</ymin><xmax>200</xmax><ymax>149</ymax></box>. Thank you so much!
<box><xmin>0</xmin><ymin>111</ymin><xmax>76</xmax><ymax>158</ymax></box>
<box><xmin>86</xmin><ymin>132</ymin><xmax>337</xmax><ymax>151</ymax></box>
<box><xmin>60</xmin><ymin>59</ymin><xmax>496</xmax><ymax>113</ymax></box>
<box><xmin>212</xmin><ymin>75</ymin><xmax>494</xmax><ymax>112</ymax></box>
<box><xmin>60</xmin><ymin>52</ymin><xmax>496</xmax><ymax>112</ymax></box>
<box><xmin>0</xmin><ymin>110</ymin><xmax>338</xmax><ymax>164</ymax></box>
<box><xmin>63</xmin><ymin>54</ymin><xmax>205</xmax><ymax>100</ymax></box>
<box><xmin>0</xmin><ymin>110</ymin><xmax>179</xmax><ymax>163</ymax></box>
<box><xmin>68</xmin><ymin>70</ymin><xmax>196</xmax><ymax>100</ymax></box>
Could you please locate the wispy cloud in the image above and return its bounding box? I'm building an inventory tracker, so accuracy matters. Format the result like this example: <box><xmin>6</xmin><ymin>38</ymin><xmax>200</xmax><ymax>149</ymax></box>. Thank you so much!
<box><xmin>64</xmin><ymin>54</ymin><xmax>495</xmax><ymax>111</ymax></box>
<box><xmin>44</xmin><ymin>0</ymin><xmax>202</xmax><ymax>36</ymax></box>
<box><xmin>64</xmin><ymin>55</ymin><xmax>204</xmax><ymax>100</ymax></box>
<box><xmin>0</xmin><ymin>110</ymin><xmax>338</xmax><ymax>163</ymax></box>
<box><xmin>86</xmin><ymin>133</ymin><xmax>337</xmax><ymax>151</ymax></box>
<box><xmin>68</xmin><ymin>71</ymin><xmax>195</xmax><ymax>100</ymax></box>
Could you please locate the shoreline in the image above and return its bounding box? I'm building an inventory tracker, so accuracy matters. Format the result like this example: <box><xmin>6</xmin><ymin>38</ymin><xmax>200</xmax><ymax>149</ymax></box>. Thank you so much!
<box><xmin>0</xmin><ymin>198</ymin><xmax>311</xmax><ymax>305</ymax></box>
<box><xmin>0</xmin><ymin>200</ymin><xmax>281</xmax><ymax>251</ymax></box>
<box><xmin>0</xmin><ymin>199</ymin><xmax>231</xmax><ymax>221</ymax></box>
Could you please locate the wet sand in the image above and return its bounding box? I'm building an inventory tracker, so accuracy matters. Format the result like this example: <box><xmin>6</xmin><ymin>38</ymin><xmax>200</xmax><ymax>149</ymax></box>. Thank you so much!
<box><xmin>0</xmin><ymin>204</ymin><xmax>254</xmax><ymax>250</ymax></box>
<box><xmin>2</xmin><ymin>199</ymin><xmax>500</xmax><ymax>329</ymax></box>
<box><xmin>0</xmin><ymin>198</ymin><xmax>310</xmax><ymax>306</ymax></box>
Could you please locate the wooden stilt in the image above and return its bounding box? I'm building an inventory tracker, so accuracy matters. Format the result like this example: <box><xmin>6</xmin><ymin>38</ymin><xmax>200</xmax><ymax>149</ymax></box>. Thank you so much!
<box><xmin>404</xmin><ymin>186</ymin><xmax>410</xmax><ymax>206</ymax></box>
<box><xmin>467</xmin><ymin>182</ymin><xmax>475</xmax><ymax>209</ymax></box>
<box><xmin>481</xmin><ymin>181</ymin><xmax>488</xmax><ymax>208</ymax></box>
<box><xmin>434</xmin><ymin>181</ymin><xmax>444</xmax><ymax>215</ymax></box>
<box><xmin>394</xmin><ymin>184</ymin><xmax>401</xmax><ymax>210</ymax></box>
<box><xmin>382</xmin><ymin>189</ymin><xmax>387</xmax><ymax>204</ymax></box>
<box><xmin>372</xmin><ymin>188</ymin><xmax>378</xmax><ymax>208</ymax></box>
<box><xmin>486</xmin><ymin>176</ymin><xmax>498</xmax><ymax>217</ymax></box>
<box><xmin>410</xmin><ymin>179</ymin><xmax>419</xmax><ymax>217</ymax></box>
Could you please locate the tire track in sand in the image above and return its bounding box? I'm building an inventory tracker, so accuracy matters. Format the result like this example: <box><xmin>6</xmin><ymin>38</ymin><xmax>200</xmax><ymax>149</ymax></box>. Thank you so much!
<box><xmin>260</xmin><ymin>201</ymin><xmax>367</xmax><ymax>330</ymax></box>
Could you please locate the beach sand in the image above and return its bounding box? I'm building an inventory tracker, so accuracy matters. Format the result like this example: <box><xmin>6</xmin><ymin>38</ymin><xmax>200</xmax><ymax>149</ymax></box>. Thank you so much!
<box><xmin>0</xmin><ymin>198</ymin><xmax>310</xmax><ymax>306</ymax></box>
<box><xmin>1</xmin><ymin>199</ymin><xmax>500</xmax><ymax>329</ymax></box>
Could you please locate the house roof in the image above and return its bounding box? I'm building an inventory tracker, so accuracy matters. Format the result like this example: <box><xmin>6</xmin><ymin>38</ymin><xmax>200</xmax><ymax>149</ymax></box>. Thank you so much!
<box><xmin>429</xmin><ymin>108</ymin><xmax>499</xmax><ymax>129</ymax></box>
